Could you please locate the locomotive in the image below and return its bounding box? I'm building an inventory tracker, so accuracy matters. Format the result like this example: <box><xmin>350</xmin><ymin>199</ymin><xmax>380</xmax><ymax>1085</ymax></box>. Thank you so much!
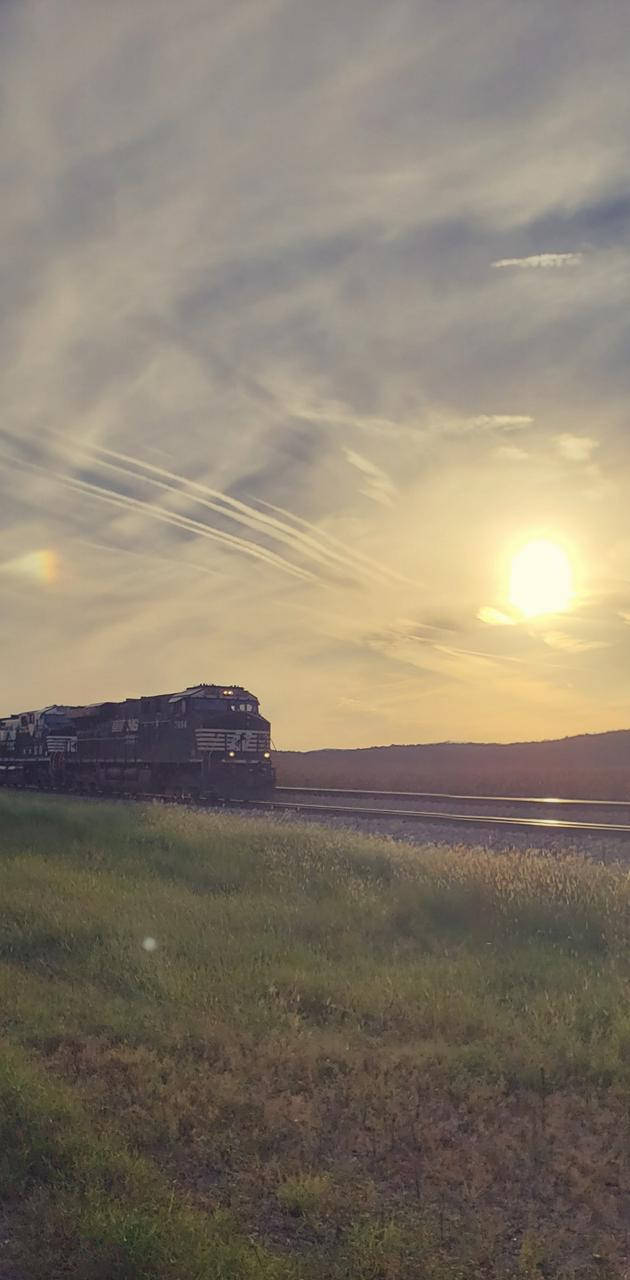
<box><xmin>0</xmin><ymin>684</ymin><xmax>275</xmax><ymax>798</ymax></box>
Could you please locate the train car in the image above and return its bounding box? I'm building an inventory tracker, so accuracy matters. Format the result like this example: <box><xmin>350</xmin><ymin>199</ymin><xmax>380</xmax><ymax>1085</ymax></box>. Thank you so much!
<box><xmin>0</xmin><ymin>684</ymin><xmax>274</xmax><ymax>799</ymax></box>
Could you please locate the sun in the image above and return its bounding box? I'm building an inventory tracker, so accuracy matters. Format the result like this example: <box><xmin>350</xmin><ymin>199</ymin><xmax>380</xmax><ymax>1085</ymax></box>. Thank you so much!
<box><xmin>509</xmin><ymin>539</ymin><xmax>573</xmax><ymax>618</ymax></box>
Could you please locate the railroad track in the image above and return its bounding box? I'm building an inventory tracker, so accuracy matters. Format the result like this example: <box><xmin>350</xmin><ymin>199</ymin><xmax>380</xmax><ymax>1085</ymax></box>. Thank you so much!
<box><xmin>275</xmin><ymin>786</ymin><xmax>630</xmax><ymax>808</ymax></box>
<box><xmin>238</xmin><ymin>787</ymin><xmax>630</xmax><ymax>836</ymax></box>
<box><xmin>5</xmin><ymin>781</ymin><xmax>630</xmax><ymax>836</ymax></box>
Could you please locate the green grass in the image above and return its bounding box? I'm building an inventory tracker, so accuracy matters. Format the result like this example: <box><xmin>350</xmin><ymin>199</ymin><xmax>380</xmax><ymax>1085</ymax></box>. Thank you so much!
<box><xmin>2</xmin><ymin>793</ymin><xmax>630</xmax><ymax>1277</ymax></box>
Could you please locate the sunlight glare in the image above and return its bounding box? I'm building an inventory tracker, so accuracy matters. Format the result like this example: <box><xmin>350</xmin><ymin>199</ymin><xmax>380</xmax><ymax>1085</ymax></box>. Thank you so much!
<box><xmin>509</xmin><ymin>540</ymin><xmax>573</xmax><ymax>618</ymax></box>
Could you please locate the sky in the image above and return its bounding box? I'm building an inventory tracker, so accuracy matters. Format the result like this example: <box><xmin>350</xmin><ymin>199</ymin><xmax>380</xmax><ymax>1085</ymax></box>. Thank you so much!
<box><xmin>2</xmin><ymin>0</ymin><xmax>630</xmax><ymax>750</ymax></box>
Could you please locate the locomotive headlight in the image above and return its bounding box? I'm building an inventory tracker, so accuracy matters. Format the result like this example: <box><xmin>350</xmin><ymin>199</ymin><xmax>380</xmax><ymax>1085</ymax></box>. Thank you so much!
<box><xmin>228</xmin><ymin>750</ymin><xmax>236</xmax><ymax>758</ymax></box>
<box><xmin>263</xmin><ymin>751</ymin><xmax>270</xmax><ymax>758</ymax></box>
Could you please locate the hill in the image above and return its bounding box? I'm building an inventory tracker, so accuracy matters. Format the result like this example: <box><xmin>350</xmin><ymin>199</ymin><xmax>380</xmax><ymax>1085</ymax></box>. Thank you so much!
<box><xmin>277</xmin><ymin>729</ymin><xmax>630</xmax><ymax>798</ymax></box>
<box><xmin>2</xmin><ymin>792</ymin><xmax>630</xmax><ymax>1276</ymax></box>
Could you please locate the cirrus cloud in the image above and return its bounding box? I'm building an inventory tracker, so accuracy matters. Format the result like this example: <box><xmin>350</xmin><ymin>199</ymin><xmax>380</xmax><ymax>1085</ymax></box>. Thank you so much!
<box><xmin>492</xmin><ymin>252</ymin><xmax>583</xmax><ymax>269</ymax></box>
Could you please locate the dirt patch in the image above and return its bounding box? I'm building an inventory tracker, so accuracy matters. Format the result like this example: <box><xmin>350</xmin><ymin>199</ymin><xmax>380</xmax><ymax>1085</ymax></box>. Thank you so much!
<box><xmin>0</xmin><ymin>1212</ymin><xmax>24</xmax><ymax>1280</ymax></box>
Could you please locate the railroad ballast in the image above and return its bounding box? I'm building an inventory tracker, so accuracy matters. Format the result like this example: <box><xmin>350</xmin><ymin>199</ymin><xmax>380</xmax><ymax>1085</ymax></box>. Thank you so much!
<box><xmin>0</xmin><ymin>683</ymin><xmax>275</xmax><ymax>798</ymax></box>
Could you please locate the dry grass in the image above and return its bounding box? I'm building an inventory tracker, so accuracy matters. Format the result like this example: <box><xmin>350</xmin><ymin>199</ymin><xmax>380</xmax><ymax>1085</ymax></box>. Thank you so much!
<box><xmin>2</xmin><ymin>792</ymin><xmax>630</xmax><ymax>1277</ymax></box>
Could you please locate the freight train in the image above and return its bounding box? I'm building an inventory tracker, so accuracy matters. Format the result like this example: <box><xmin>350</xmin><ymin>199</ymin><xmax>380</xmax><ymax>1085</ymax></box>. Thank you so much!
<box><xmin>0</xmin><ymin>684</ymin><xmax>275</xmax><ymax>799</ymax></box>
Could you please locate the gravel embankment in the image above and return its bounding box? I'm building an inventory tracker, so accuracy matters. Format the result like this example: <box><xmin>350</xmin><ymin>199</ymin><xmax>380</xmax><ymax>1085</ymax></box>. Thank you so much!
<box><xmin>240</xmin><ymin>803</ymin><xmax>630</xmax><ymax>865</ymax></box>
<box><xmin>278</xmin><ymin>791</ymin><xmax>630</xmax><ymax>825</ymax></box>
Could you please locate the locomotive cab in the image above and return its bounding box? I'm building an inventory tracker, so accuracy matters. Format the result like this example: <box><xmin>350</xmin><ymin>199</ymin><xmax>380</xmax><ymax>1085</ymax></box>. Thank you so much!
<box><xmin>168</xmin><ymin>684</ymin><xmax>274</xmax><ymax>796</ymax></box>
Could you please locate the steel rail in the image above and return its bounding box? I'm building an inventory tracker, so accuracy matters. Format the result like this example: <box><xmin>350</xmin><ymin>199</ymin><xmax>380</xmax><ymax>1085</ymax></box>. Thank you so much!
<box><xmin>245</xmin><ymin>798</ymin><xmax>630</xmax><ymax>835</ymax></box>
<box><xmin>275</xmin><ymin>786</ymin><xmax>630</xmax><ymax>808</ymax></box>
<box><xmin>5</xmin><ymin>783</ymin><xmax>630</xmax><ymax>833</ymax></box>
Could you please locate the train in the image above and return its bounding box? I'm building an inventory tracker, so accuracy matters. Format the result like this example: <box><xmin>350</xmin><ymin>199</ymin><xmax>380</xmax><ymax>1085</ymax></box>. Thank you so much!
<box><xmin>0</xmin><ymin>683</ymin><xmax>275</xmax><ymax>799</ymax></box>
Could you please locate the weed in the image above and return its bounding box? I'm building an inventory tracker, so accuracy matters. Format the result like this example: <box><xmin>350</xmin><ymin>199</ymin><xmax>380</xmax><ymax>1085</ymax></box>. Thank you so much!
<box><xmin>1</xmin><ymin>794</ymin><xmax>630</xmax><ymax>1276</ymax></box>
<box><xmin>277</xmin><ymin>1173</ymin><xmax>331</xmax><ymax>1219</ymax></box>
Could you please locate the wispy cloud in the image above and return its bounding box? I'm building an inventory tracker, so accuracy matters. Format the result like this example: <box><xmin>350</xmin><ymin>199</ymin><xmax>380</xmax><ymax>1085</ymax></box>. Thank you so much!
<box><xmin>1</xmin><ymin>427</ymin><xmax>411</xmax><ymax>589</ymax></box>
<box><xmin>344</xmin><ymin>449</ymin><xmax>396</xmax><ymax>506</ymax></box>
<box><xmin>74</xmin><ymin>441</ymin><xmax>392</xmax><ymax>585</ymax></box>
<box><xmin>0</xmin><ymin>438</ymin><xmax>316</xmax><ymax>583</ymax></box>
<box><xmin>492</xmin><ymin>253</ymin><xmax>583</xmax><ymax>269</ymax></box>
<box><xmin>554</xmin><ymin>434</ymin><xmax>599</xmax><ymax>462</ymax></box>
<box><xmin>477</xmin><ymin>606</ymin><xmax>516</xmax><ymax>626</ymax></box>
<box><xmin>495</xmin><ymin>445</ymin><xmax>529</xmax><ymax>461</ymax></box>
<box><xmin>543</xmin><ymin>631</ymin><xmax>610</xmax><ymax>653</ymax></box>
<box><xmin>470</xmin><ymin>415</ymin><xmax>533</xmax><ymax>430</ymax></box>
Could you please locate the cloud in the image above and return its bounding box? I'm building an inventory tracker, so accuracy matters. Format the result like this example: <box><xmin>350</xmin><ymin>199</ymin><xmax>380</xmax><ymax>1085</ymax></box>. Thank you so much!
<box><xmin>495</xmin><ymin>445</ymin><xmax>529</xmax><ymax>461</ymax></box>
<box><xmin>470</xmin><ymin>415</ymin><xmax>533</xmax><ymax>429</ymax></box>
<box><xmin>343</xmin><ymin>449</ymin><xmax>396</xmax><ymax>506</ymax></box>
<box><xmin>491</xmin><ymin>253</ymin><xmax>583</xmax><ymax>269</ymax></box>
<box><xmin>543</xmin><ymin>631</ymin><xmax>610</xmax><ymax>653</ymax></box>
<box><xmin>477</xmin><ymin>606</ymin><xmax>516</xmax><ymax>626</ymax></box>
<box><xmin>554</xmin><ymin>434</ymin><xmax>599</xmax><ymax>462</ymax></box>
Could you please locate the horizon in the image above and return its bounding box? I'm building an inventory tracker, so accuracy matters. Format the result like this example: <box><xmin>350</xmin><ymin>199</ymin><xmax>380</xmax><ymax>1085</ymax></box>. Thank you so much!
<box><xmin>4</xmin><ymin>673</ymin><xmax>630</xmax><ymax>754</ymax></box>
<box><xmin>278</xmin><ymin>725</ymin><xmax>630</xmax><ymax>753</ymax></box>
<box><xmin>2</xmin><ymin>2</ymin><xmax>630</xmax><ymax>750</ymax></box>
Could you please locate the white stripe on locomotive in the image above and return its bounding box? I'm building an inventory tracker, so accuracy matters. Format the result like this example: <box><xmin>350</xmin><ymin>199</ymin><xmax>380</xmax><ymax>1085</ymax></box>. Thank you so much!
<box><xmin>195</xmin><ymin>729</ymin><xmax>270</xmax><ymax>751</ymax></box>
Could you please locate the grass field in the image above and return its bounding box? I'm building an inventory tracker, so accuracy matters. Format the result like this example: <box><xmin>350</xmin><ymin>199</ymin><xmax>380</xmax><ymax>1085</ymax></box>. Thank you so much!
<box><xmin>2</xmin><ymin>794</ymin><xmax>630</xmax><ymax>1278</ymax></box>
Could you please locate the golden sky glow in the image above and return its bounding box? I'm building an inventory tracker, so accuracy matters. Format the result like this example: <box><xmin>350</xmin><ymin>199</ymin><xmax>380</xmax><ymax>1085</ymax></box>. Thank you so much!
<box><xmin>1</xmin><ymin>2</ymin><xmax>630</xmax><ymax>749</ymax></box>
